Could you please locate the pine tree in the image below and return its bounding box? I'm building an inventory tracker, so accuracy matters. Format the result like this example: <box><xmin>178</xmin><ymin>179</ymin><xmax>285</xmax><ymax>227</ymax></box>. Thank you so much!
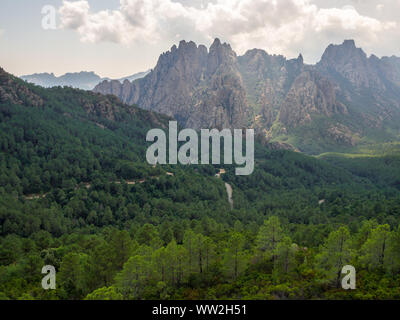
<box><xmin>361</xmin><ymin>224</ymin><xmax>391</xmax><ymax>270</ymax></box>
<box><xmin>223</xmin><ymin>232</ymin><xmax>248</xmax><ymax>280</ymax></box>
<box><xmin>256</xmin><ymin>216</ymin><xmax>283</xmax><ymax>262</ymax></box>
<box><xmin>384</xmin><ymin>226</ymin><xmax>400</xmax><ymax>274</ymax></box>
<box><xmin>316</xmin><ymin>226</ymin><xmax>352</xmax><ymax>288</ymax></box>
<box><xmin>274</xmin><ymin>236</ymin><xmax>298</xmax><ymax>277</ymax></box>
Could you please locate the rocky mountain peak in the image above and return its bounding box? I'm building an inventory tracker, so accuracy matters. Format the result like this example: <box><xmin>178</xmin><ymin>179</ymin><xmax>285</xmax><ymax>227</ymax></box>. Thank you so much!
<box><xmin>317</xmin><ymin>40</ymin><xmax>380</xmax><ymax>89</ymax></box>
<box><xmin>210</xmin><ymin>38</ymin><xmax>233</xmax><ymax>51</ymax></box>
<box><xmin>297</xmin><ymin>54</ymin><xmax>304</xmax><ymax>65</ymax></box>
<box><xmin>343</xmin><ymin>39</ymin><xmax>356</xmax><ymax>48</ymax></box>
<box><xmin>178</xmin><ymin>40</ymin><xmax>198</xmax><ymax>52</ymax></box>
<box><xmin>207</xmin><ymin>38</ymin><xmax>237</xmax><ymax>75</ymax></box>
<box><xmin>319</xmin><ymin>39</ymin><xmax>367</xmax><ymax>66</ymax></box>
<box><xmin>158</xmin><ymin>40</ymin><xmax>208</xmax><ymax>68</ymax></box>
<box><xmin>280</xmin><ymin>70</ymin><xmax>347</xmax><ymax>127</ymax></box>
<box><xmin>209</xmin><ymin>38</ymin><xmax>221</xmax><ymax>50</ymax></box>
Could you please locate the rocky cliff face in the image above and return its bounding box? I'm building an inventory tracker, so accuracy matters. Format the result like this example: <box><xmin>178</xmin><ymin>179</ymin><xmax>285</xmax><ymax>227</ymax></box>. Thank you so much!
<box><xmin>280</xmin><ymin>70</ymin><xmax>347</xmax><ymax>127</ymax></box>
<box><xmin>94</xmin><ymin>39</ymin><xmax>400</xmax><ymax>153</ymax></box>
<box><xmin>317</xmin><ymin>40</ymin><xmax>400</xmax><ymax>95</ymax></box>
<box><xmin>316</xmin><ymin>40</ymin><xmax>400</xmax><ymax>130</ymax></box>
<box><xmin>379</xmin><ymin>56</ymin><xmax>400</xmax><ymax>87</ymax></box>
<box><xmin>94</xmin><ymin>39</ymin><xmax>349</xmax><ymax>132</ymax></box>
<box><xmin>237</xmin><ymin>49</ymin><xmax>304</xmax><ymax>128</ymax></box>
<box><xmin>317</xmin><ymin>40</ymin><xmax>378</xmax><ymax>89</ymax></box>
<box><xmin>95</xmin><ymin>39</ymin><xmax>247</xmax><ymax>130</ymax></box>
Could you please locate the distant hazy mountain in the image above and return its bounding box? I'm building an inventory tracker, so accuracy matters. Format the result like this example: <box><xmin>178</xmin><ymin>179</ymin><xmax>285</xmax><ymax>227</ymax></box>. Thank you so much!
<box><xmin>20</xmin><ymin>70</ymin><xmax>150</xmax><ymax>91</ymax></box>
<box><xmin>94</xmin><ymin>39</ymin><xmax>400</xmax><ymax>154</ymax></box>
<box><xmin>117</xmin><ymin>70</ymin><xmax>150</xmax><ymax>83</ymax></box>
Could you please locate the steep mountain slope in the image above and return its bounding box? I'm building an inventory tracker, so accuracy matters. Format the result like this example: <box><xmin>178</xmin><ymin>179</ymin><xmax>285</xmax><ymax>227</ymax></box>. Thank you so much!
<box><xmin>0</xmin><ymin>66</ymin><xmax>172</xmax><ymax>196</ymax></box>
<box><xmin>316</xmin><ymin>40</ymin><xmax>400</xmax><ymax>129</ymax></box>
<box><xmin>236</xmin><ymin>50</ymin><xmax>348</xmax><ymax>132</ymax></box>
<box><xmin>236</xmin><ymin>50</ymin><xmax>304</xmax><ymax>128</ymax></box>
<box><xmin>94</xmin><ymin>39</ymin><xmax>400</xmax><ymax>154</ymax></box>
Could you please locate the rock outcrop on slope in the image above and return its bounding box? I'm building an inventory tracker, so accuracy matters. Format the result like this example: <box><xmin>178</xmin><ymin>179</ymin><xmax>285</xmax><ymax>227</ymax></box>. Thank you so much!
<box><xmin>0</xmin><ymin>67</ymin><xmax>43</xmax><ymax>107</ymax></box>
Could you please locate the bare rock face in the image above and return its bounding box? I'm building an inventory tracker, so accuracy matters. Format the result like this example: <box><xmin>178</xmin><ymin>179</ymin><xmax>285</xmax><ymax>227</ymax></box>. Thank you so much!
<box><xmin>280</xmin><ymin>71</ymin><xmax>347</xmax><ymax>127</ymax></box>
<box><xmin>266</xmin><ymin>141</ymin><xmax>300</xmax><ymax>152</ymax></box>
<box><xmin>318</xmin><ymin>40</ymin><xmax>379</xmax><ymax>89</ymax></box>
<box><xmin>326</xmin><ymin>123</ymin><xmax>360</xmax><ymax>146</ymax></box>
<box><xmin>94</xmin><ymin>39</ymin><xmax>400</xmax><ymax>152</ymax></box>
<box><xmin>374</xmin><ymin>55</ymin><xmax>400</xmax><ymax>89</ymax></box>
<box><xmin>317</xmin><ymin>40</ymin><xmax>400</xmax><ymax>108</ymax></box>
<box><xmin>94</xmin><ymin>39</ymin><xmax>348</xmax><ymax>133</ymax></box>
<box><xmin>95</xmin><ymin>39</ymin><xmax>248</xmax><ymax>130</ymax></box>
<box><xmin>237</xmin><ymin>49</ymin><xmax>302</xmax><ymax>128</ymax></box>
<box><xmin>94</xmin><ymin>39</ymin><xmax>350</xmax><ymax>133</ymax></box>
<box><xmin>186</xmin><ymin>39</ymin><xmax>247</xmax><ymax>129</ymax></box>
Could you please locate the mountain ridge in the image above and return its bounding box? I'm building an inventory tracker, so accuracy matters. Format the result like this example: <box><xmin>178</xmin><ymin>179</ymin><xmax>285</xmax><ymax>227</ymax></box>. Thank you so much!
<box><xmin>1</xmin><ymin>67</ymin><xmax>169</xmax><ymax>128</ymax></box>
<box><xmin>20</xmin><ymin>70</ymin><xmax>150</xmax><ymax>91</ymax></box>
<box><xmin>94</xmin><ymin>39</ymin><xmax>400</xmax><ymax>154</ymax></box>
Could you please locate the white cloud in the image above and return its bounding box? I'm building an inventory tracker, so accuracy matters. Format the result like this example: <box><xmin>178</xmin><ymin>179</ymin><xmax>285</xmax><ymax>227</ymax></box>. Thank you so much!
<box><xmin>58</xmin><ymin>0</ymin><xmax>399</xmax><ymax>62</ymax></box>
<box><xmin>59</xmin><ymin>0</ymin><xmax>89</xmax><ymax>29</ymax></box>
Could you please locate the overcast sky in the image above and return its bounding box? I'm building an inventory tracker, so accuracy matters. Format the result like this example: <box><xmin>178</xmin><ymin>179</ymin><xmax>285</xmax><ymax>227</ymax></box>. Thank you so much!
<box><xmin>0</xmin><ymin>0</ymin><xmax>399</xmax><ymax>78</ymax></box>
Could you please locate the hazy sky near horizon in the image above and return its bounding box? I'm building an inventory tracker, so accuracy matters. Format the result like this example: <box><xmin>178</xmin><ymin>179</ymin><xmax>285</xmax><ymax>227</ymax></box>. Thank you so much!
<box><xmin>0</xmin><ymin>0</ymin><xmax>399</xmax><ymax>78</ymax></box>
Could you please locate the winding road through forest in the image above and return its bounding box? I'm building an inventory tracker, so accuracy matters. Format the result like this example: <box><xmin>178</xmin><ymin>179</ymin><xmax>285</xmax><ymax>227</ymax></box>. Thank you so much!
<box><xmin>225</xmin><ymin>182</ymin><xmax>233</xmax><ymax>209</ymax></box>
<box><xmin>24</xmin><ymin>169</ymin><xmax>234</xmax><ymax>209</ymax></box>
<box><xmin>215</xmin><ymin>169</ymin><xmax>233</xmax><ymax>209</ymax></box>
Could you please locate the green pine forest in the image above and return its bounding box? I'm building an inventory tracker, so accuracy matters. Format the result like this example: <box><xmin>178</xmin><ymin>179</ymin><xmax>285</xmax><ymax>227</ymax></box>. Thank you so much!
<box><xmin>1</xmin><ymin>74</ymin><xmax>400</xmax><ymax>300</ymax></box>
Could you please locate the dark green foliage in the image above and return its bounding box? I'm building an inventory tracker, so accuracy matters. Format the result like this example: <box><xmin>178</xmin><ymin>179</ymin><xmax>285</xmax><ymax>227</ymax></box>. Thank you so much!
<box><xmin>1</xmin><ymin>78</ymin><xmax>400</xmax><ymax>300</ymax></box>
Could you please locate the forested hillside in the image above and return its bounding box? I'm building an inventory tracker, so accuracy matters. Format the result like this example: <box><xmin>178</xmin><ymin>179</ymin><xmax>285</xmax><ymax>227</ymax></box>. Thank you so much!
<box><xmin>1</xmin><ymin>68</ymin><xmax>400</xmax><ymax>300</ymax></box>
